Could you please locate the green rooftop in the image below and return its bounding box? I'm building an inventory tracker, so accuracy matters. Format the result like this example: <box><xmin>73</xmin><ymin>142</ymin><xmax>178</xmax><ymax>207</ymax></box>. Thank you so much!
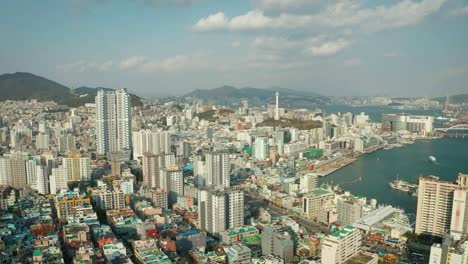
<box><xmin>312</xmin><ymin>189</ymin><xmax>331</xmax><ymax>196</ymax></box>
<box><xmin>227</xmin><ymin>226</ymin><xmax>257</xmax><ymax>236</ymax></box>
<box><xmin>242</xmin><ymin>234</ymin><xmax>262</xmax><ymax>245</ymax></box>
<box><xmin>331</xmin><ymin>226</ymin><xmax>355</xmax><ymax>239</ymax></box>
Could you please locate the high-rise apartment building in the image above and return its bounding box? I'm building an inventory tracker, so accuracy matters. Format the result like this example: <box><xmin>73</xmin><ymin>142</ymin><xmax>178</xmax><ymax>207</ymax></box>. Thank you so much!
<box><xmin>50</xmin><ymin>167</ymin><xmax>67</xmax><ymax>194</ymax></box>
<box><xmin>132</xmin><ymin>130</ymin><xmax>171</xmax><ymax>160</ymax></box>
<box><xmin>95</xmin><ymin>89</ymin><xmax>132</xmax><ymax>155</ymax></box>
<box><xmin>36</xmin><ymin>165</ymin><xmax>49</xmax><ymax>195</ymax></box>
<box><xmin>160</xmin><ymin>166</ymin><xmax>184</xmax><ymax>208</ymax></box>
<box><xmin>253</xmin><ymin>136</ymin><xmax>269</xmax><ymax>161</ymax></box>
<box><xmin>95</xmin><ymin>188</ymin><xmax>126</xmax><ymax>210</ymax></box>
<box><xmin>205</xmin><ymin>152</ymin><xmax>230</xmax><ymax>188</ymax></box>
<box><xmin>142</xmin><ymin>152</ymin><xmax>175</xmax><ymax>188</ymax></box>
<box><xmin>415</xmin><ymin>176</ymin><xmax>459</xmax><ymax>237</ymax></box>
<box><xmin>321</xmin><ymin>226</ymin><xmax>362</xmax><ymax>264</ymax></box>
<box><xmin>0</xmin><ymin>155</ymin><xmax>27</xmax><ymax>188</ymax></box>
<box><xmin>62</xmin><ymin>154</ymin><xmax>91</xmax><ymax>182</ymax></box>
<box><xmin>198</xmin><ymin>188</ymin><xmax>244</xmax><ymax>235</ymax></box>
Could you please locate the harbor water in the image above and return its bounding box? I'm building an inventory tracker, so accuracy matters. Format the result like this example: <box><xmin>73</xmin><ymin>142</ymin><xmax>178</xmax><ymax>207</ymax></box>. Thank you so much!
<box><xmin>320</xmin><ymin>138</ymin><xmax>468</xmax><ymax>214</ymax></box>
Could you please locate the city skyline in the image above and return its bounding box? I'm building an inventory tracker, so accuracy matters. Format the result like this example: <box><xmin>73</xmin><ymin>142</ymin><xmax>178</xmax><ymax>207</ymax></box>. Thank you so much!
<box><xmin>1</xmin><ymin>0</ymin><xmax>467</xmax><ymax>98</ymax></box>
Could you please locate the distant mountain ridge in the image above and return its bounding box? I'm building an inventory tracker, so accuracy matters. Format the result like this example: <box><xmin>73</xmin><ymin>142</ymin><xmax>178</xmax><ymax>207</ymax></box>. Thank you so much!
<box><xmin>182</xmin><ymin>85</ymin><xmax>326</xmax><ymax>107</ymax></box>
<box><xmin>0</xmin><ymin>72</ymin><xmax>142</xmax><ymax>107</ymax></box>
<box><xmin>0</xmin><ymin>72</ymin><xmax>70</xmax><ymax>102</ymax></box>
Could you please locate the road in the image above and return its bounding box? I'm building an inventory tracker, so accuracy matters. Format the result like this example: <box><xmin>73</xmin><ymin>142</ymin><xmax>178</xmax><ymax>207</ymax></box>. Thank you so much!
<box><xmin>246</xmin><ymin>196</ymin><xmax>331</xmax><ymax>235</ymax></box>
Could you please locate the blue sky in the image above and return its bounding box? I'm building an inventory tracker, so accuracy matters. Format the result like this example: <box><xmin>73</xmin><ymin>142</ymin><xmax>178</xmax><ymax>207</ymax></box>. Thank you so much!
<box><xmin>0</xmin><ymin>0</ymin><xmax>467</xmax><ymax>98</ymax></box>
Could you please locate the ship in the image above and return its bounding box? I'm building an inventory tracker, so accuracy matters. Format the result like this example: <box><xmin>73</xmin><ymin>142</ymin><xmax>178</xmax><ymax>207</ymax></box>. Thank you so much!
<box><xmin>428</xmin><ymin>156</ymin><xmax>437</xmax><ymax>163</ymax></box>
<box><xmin>389</xmin><ymin>175</ymin><xmax>418</xmax><ymax>196</ymax></box>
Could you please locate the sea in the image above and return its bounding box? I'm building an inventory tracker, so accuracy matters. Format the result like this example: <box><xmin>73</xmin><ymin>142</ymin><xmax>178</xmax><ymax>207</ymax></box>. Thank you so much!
<box><xmin>318</xmin><ymin>105</ymin><xmax>468</xmax><ymax>215</ymax></box>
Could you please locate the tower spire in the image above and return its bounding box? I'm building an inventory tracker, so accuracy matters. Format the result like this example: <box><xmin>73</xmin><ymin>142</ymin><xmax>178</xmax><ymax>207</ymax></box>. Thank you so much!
<box><xmin>275</xmin><ymin>91</ymin><xmax>279</xmax><ymax>120</ymax></box>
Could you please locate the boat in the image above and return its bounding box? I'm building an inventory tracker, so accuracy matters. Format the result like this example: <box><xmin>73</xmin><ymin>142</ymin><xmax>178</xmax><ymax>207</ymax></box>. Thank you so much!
<box><xmin>428</xmin><ymin>156</ymin><xmax>437</xmax><ymax>163</ymax></box>
<box><xmin>389</xmin><ymin>174</ymin><xmax>418</xmax><ymax>195</ymax></box>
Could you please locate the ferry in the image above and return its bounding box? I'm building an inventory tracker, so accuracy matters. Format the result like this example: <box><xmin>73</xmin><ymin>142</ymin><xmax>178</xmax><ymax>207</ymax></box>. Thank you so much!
<box><xmin>389</xmin><ymin>175</ymin><xmax>418</xmax><ymax>196</ymax></box>
<box><xmin>428</xmin><ymin>156</ymin><xmax>437</xmax><ymax>164</ymax></box>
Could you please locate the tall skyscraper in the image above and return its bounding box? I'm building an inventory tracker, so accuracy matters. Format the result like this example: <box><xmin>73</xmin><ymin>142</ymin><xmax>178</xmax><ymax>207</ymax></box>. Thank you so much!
<box><xmin>0</xmin><ymin>155</ymin><xmax>27</xmax><ymax>188</ymax></box>
<box><xmin>205</xmin><ymin>152</ymin><xmax>230</xmax><ymax>188</ymax></box>
<box><xmin>415</xmin><ymin>176</ymin><xmax>458</xmax><ymax>237</ymax></box>
<box><xmin>96</xmin><ymin>89</ymin><xmax>132</xmax><ymax>155</ymax></box>
<box><xmin>26</xmin><ymin>158</ymin><xmax>39</xmax><ymax>189</ymax></box>
<box><xmin>36</xmin><ymin>165</ymin><xmax>49</xmax><ymax>195</ymax></box>
<box><xmin>274</xmin><ymin>91</ymin><xmax>279</xmax><ymax>121</ymax></box>
<box><xmin>198</xmin><ymin>188</ymin><xmax>244</xmax><ymax>235</ymax></box>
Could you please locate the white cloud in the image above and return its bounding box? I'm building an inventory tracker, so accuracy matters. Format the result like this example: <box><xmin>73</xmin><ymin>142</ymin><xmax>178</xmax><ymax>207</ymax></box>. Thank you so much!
<box><xmin>139</xmin><ymin>55</ymin><xmax>193</xmax><ymax>73</ymax></box>
<box><xmin>451</xmin><ymin>6</ymin><xmax>468</xmax><ymax>16</ymax></box>
<box><xmin>193</xmin><ymin>12</ymin><xmax>229</xmax><ymax>32</ymax></box>
<box><xmin>119</xmin><ymin>56</ymin><xmax>147</xmax><ymax>70</ymax></box>
<box><xmin>194</xmin><ymin>0</ymin><xmax>447</xmax><ymax>33</ymax></box>
<box><xmin>305</xmin><ymin>39</ymin><xmax>351</xmax><ymax>56</ymax></box>
<box><xmin>98</xmin><ymin>60</ymin><xmax>114</xmax><ymax>71</ymax></box>
<box><xmin>57</xmin><ymin>60</ymin><xmax>115</xmax><ymax>72</ymax></box>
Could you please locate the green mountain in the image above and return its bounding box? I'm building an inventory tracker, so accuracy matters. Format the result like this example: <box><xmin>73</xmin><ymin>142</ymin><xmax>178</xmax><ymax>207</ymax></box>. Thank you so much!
<box><xmin>0</xmin><ymin>72</ymin><xmax>142</xmax><ymax>107</ymax></box>
<box><xmin>0</xmin><ymin>72</ymin><xmax>71</xmax><ymax>102</ymax></box>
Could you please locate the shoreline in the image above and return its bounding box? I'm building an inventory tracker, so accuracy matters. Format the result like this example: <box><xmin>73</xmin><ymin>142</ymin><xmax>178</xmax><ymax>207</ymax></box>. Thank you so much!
<box><xmin>315</xmin><ymin>136</ymin><xmax>444</xmax><ymax>177</ymax></box>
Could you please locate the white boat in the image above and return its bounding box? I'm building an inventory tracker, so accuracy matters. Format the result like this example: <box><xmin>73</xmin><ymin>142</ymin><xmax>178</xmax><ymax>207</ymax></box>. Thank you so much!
<box><xmin>429</xmin><ymin>156</ymin><xmax>437</xmax><ymax>163</ymax></box>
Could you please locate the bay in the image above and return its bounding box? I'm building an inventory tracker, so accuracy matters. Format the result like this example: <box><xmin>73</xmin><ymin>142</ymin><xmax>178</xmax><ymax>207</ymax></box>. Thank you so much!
<box><xmin>320</xmin><ymin>138</ymin><xmax>468</xmax><ymax>214</ymax></box>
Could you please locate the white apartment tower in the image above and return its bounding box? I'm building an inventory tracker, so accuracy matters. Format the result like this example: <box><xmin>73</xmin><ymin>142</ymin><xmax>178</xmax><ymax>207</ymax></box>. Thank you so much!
<box><xmin>132</xmin><ymin>130</ymin><xmax>171</xmax><ymax>160</ymax></box>
<box><xmin>198</xmin><ymin>188</ymin><xmax>244</xmax><ymax>235</ymax></box>
<box><xmin>62</xmin><ymin>155</ymin><xmax>91</xmax><ymax>182</ymax></box>
<box><xmin>415</xmin><ymin>176</ymin><xmax>458</xmax><ymax>237</ymax></box>
<box><xmin>96</xmin><ymin>89</ymin><xmax>132</xmax><ymax>155</ymax></box>
<box><xmin>36</xmin><ymin>166</ymin><xmax>49</xmax><ymax>195</ymax></box>
<box><xmin>160</xmin><ymin>166</ymin><xmax>184</xmax><ymax>208</ymax></box>
<box><xmin>253</xmin><ymin>136</ymin><xmax>269</xmax><ymax>161</ymax></box>
<box><xmin>205</xmin><ymin>152</ymin><xmax>230</xmax><ymax>188</ymax></box>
